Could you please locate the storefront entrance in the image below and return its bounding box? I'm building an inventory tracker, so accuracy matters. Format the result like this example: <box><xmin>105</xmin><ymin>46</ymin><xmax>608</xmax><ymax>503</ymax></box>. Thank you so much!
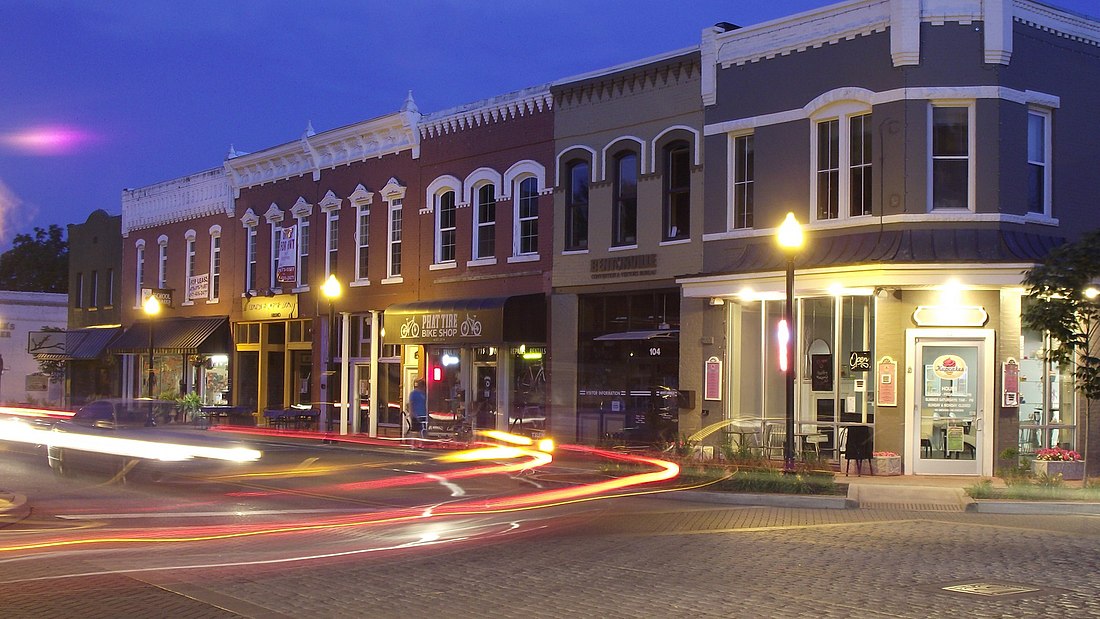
<box><xmin>906</xmin><ymin>329</ymin><xmax>994</xmax><ymax>476</ymax></box>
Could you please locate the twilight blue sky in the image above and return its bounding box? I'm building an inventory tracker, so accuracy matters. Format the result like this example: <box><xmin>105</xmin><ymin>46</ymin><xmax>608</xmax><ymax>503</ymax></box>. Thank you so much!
<box><xmin>1</xmin><ymin>0</ymin><xmax>1097</xmax><ymax>248</ymax></box>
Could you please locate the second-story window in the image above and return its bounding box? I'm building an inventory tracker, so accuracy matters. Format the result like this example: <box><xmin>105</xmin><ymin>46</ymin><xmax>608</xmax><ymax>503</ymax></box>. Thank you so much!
<box><xmin>516</xmin><ymin>177</ymin><xmax>538</xmax><ymax>255</ymax></box>
<box><xmin>297</xmin><ymin>218</ymin><xmax>310</xmax><ymax>288</ymax></box>
<box><xmin>135</xmin><ymin>241</ymin><xmax>145</xmax><ymax>304</ymax></box>
<box><xmin>75</xmin><ymin>272</ymin><xmax>84</xmax><ymax>308</ymax></box>
<box><xmin>565</xmin><ymin>160</ymin><xmax>589</xmax><ymax>251</ymax></box>
<box><xmin>356</xmin><ymin>204</ymin><xmax>369</xmax><ymax>280</ymax></box>
<box><xmin>157</xmin><ymin>237</ymin><xmax>168</xmax><ymax>288</ymax></box>
<box><xmin>326</xmin><ymin>210</ymin><xmax>339</xmax><ymax>277</ymax></box>
<box><xmin>931</xmin><ymin>104</ymin><xmax>971</xmax><ymax>210</ymax></box>
<box><xmin>663</xmin><ymin>141</ymin><xmax>691</xmax><ymax>241</ymax></box>
<box><xmin>270</xmin><ymin>223</ymin><xmax>279</xmax><ymax>289</ymax></box>
<box><xmin>388</xmin><ymin>199</ymin><xmax>403</xmax><ymax>278</ymax></box>
<box><xmin>732</xmin><ymin>134</ymin><xmax>754</xmax><ymax>229</ymax></box>
<box><xmin>612</xmin><ymin>152</ymin><xmax>638</xmax><ymax>247</ymax></box>
<box><xmin>185</xmin><ymin>236</ymin><xmax>196</xmax><ymax>302</ymax></box>
<box><xmin>245</xmin><ymin>226</ymin><xmax>257</xmax><ymax>291</ymax></box>
<box><xmin>474</xmin><ymin>184</ymin><xmax>495</xmax><ymax>260</ymax></box>
<box><xmin>1028</xmin><ymin>108</ymin><xmax>1052</xmax><ymax>217</ymax></box>
<box><xmin>816</xmin><ymin>119</ymin><xmax>840</xmax><ymax>220</ymax></box>
<box><xmin>106</xmin><ymin>268</ymin><xmax>114</xmax><ymax>306</ymax></box>
<box><xmin>90</xmin><ymin>270</ymin><xmax>98</xmax><ymax>308</ymax></box>
<box><xmin>209</xmin><ymin>233</ymin><xmax>221</xmax><ymax>301</ymax></box>
<box><xmin>436</xmin><ymin>190</ymin><xmax>457</xmax><ymax>263</ymax></box>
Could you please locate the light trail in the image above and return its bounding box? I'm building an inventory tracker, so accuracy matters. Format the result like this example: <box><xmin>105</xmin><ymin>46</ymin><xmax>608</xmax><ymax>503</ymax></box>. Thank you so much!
<box><xmin>0</xmin><ymin>444</ymin><xmax>678</xmax><ymax>557</ymax></box>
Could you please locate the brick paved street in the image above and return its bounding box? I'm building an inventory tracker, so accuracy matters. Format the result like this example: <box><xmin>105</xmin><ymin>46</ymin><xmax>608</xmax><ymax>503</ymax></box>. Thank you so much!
<box><xmin>4</xmin><ymin>497</ymin><xmax>1100</xmax><ymax>618</ymax></box>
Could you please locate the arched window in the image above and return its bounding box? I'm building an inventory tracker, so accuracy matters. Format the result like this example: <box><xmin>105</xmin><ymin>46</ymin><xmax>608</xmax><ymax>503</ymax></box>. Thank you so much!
<box><xmin>516</xmin><ymin>176</ymin><xmax>539</xmax><ymax>255</ymax></box>
<box><xmin>663</xmin><ymin>141</ymin><xmax>691</xmax><ymax>241</ymax></box>
<box><xmin>565</xmin><ymin>160</ymin><xmax>589</xmax><ymax>251</ymax></box>
<box><xmin>612</xmin><ymin>152</ymin><xmax>638</xmax><ymax>247</ymax></box>
<box><xmin>437</xmin><ymin>189</ymin><xmax>457</xmax><ymax>263</ymax></box>
<box><xmin>473</xmin><ymin>184</ymin><xmax>496</xmax><ymax>260</ymax></box>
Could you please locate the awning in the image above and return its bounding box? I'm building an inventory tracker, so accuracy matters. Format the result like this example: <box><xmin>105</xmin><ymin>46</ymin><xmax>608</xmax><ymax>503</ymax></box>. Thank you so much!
<box><xmin>594</xmin><ymin>329</ymin><xmax>679</xmax><ymax>341</ymax></box>
<box><xmin>108</xmin><ymin>317</ymin><xmax>230</xmax><ymax>355</ymax></box>
<box><xmin>33</xmin><ymin>327</ymin><xmax>123</xmax><ymax>361</ymax></box>
<box><xmin>383</xmin><ymin>294</ymin><xmax>546</xmax><ymax>345</ymax></box>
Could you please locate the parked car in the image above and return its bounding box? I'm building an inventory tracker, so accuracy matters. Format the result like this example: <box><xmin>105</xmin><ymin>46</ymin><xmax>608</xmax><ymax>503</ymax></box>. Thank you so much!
<box><xmin>46</xmin><ymin>398</ymin><xmax>261</xmax><ymax>481</ymax></box>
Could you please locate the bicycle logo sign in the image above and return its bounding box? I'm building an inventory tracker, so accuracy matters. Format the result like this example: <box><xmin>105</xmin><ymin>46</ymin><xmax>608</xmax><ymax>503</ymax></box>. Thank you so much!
<box><xmin>397</xmin><ymin>312</ymin><xmax>483</xmax><ymax>339</ymax></box>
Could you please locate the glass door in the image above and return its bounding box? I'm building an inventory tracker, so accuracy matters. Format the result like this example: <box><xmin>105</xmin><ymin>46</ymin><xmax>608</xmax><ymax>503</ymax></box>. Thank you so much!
<box><xmin>908</xmin><ymin>329</ymin><xmax>993</xmax><ymax>475</ymax></box>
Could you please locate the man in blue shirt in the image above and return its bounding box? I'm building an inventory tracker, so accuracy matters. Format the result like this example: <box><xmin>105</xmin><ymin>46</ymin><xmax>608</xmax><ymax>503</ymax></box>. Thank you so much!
<box><xmin>408</xmin><ymin>377</ymin><xmax>428</xmax><ymax>439</ymax></box>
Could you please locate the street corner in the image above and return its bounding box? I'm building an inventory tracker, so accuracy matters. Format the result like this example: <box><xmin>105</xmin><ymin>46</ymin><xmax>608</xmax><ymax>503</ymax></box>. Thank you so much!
<box><xmin>0</xmin><ymin>491</ymin><xmax>30</xmax><ymax>526</ymax></box>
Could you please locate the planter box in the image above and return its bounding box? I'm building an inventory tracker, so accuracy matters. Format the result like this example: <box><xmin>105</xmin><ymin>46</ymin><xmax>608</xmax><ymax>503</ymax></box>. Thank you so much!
<box><xmin>1032</xmin><ymin>459</ymin><xmax>1085</xmax><ymax>481</ymax></box>
<box><xmin>871</xmin><ymin>456</ymin><xmax>902</xmax><ymax>476</ymax></box>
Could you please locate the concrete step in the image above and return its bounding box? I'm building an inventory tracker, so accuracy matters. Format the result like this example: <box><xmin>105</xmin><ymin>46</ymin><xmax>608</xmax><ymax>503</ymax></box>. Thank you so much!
<box><xmin>848</xmin><ymin>483</ymin><xmax>973</xmax><ymax>511</ymax></box>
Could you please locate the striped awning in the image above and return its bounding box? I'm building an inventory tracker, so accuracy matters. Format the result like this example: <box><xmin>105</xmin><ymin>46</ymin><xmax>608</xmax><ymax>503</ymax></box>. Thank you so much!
<box><xmin>108</xmin><ymin>317</ymin><xmax>230</xmax><ymax>355</ymax></box>
<box><xmin>33</xmin><ymin>327</ymin><xmax>123</xmax><ymax>361</ymax></box>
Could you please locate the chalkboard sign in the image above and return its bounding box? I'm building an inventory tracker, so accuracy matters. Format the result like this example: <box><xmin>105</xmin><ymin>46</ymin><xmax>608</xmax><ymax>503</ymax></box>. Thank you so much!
<box><xmin>811</xmin><ymin>354</ymin><xmax>833</xmax><ymax>391</ymax></box>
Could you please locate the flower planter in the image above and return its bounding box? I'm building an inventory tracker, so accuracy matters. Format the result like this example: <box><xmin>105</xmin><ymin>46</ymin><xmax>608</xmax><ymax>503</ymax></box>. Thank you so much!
<box><xmin>1032</xmin><ymin>459</ymin><xmax>1085</xmax><ymax>481</ymax></box>
<box><xmin>871</xmin><ymin>456</ymin><xmax>902</xmax><ymax>476</ymax></box>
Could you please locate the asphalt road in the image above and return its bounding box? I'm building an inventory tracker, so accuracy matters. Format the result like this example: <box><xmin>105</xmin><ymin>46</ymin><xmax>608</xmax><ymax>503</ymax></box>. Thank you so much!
<box><xmin>3</xmin><ymin>436</ymin><xmax>1100</xmax><ymax>618</ymax></box>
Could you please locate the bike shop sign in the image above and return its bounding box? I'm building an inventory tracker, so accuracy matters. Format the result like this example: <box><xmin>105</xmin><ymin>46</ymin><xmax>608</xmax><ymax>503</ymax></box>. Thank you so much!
<box><xmin>385</xmin><ymin>307</ymin><xmax>501</xmax><ymax>344</ymax></box>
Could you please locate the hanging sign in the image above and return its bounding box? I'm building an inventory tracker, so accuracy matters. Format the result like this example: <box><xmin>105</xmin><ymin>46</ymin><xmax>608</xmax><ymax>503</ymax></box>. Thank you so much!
<box><xmin>1002</xmin><ymin>357</ymin><xmax>1020</xmax><ymax>407</ymax></box>
<box><xmin>704</xmin><ymin>356</ymin><xmax>722</xmax><ymax>401</ymax></box>
<box><xmin>277</xmin><ymin>225</ymin><xmax>297</xmax><ymax>283</ymax></box>
<box><xmin>877</xmin><ymin>355</ymin><xmax>897</xmax><ymax>407</ymax></box>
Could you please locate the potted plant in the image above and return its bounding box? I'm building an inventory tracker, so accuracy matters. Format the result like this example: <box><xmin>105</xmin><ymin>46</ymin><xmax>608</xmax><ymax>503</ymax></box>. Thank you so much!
<box><xmin>871</xmin><ymin>451</ymin><xmax>902</xmax><ymax>476</ymax></box>
<box><xmin>1031</xmin><ymin>447</ymin><xmax>1084</xmax><ymax>480</ymax></box>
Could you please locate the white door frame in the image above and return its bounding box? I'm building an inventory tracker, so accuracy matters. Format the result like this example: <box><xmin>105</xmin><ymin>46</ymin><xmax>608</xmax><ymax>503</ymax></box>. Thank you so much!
<box><xmin>904</xmin><ymin>328</ymin><xmax>995</xmax><ymax>476</ymax></box>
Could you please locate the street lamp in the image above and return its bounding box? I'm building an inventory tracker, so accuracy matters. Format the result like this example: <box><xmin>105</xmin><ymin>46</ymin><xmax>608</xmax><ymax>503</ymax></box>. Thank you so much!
<box><xmin>777</xmin><ymin>212</ymin><xmax>804</xmax><ymax>473</ymax></box>
<box><xmin>143</xmin><ymin>295</ymin><xmax>161</xmax><ymax>398</ymax></box>
<box><xmin>321</xmin><ymin>274</ymin><xmax>342</xmax><ymax>433</ymax></box>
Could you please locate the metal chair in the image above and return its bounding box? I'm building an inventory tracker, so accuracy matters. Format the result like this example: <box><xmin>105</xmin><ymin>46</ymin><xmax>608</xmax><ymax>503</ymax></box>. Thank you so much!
<box><xmin>804</xmin><ymin>433</ymin><xmax>828</xmax><ymax>457</ymax></box>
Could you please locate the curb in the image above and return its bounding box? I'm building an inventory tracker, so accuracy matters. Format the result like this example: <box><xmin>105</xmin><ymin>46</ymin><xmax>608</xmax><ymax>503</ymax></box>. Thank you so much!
<box><xmin>661</xmin><ymin>489</ymin><xmax>856</xmax><ymax>509</ymax></box>
<box><xmin>967</xmin><ymin>500</ymin><xmax>1100</xmax><ymax>515</ymax></box>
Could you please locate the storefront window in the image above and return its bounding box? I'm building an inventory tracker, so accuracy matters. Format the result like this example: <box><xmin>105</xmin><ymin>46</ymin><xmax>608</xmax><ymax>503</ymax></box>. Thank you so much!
<box><xmin>426</xmin><ymin>347</ymin><xmax>463</xmax><ymax>417</ymax></box>
<box><xmin>577</xmin><ymin>291</ymin><xmax>680</xmax><ymax>443</ymax></box>
<box><xmin>731</xmin><ymin>294</ymin><xmax>874</xmax><ymax>460</ymax></box>
<box><xmin>1018</xmin><ymin>299</ymin><xmax>1077</xmax><ymax>454</ymax></box>
<box><xmin>513</xmin><ymin>346</ymin><xmax>545</xmax><ymax>434</ymax></box>
<box><xmin>203</xmin><ymin>354</ymin><xmax>229</xmax><ymax>405</ymax></box>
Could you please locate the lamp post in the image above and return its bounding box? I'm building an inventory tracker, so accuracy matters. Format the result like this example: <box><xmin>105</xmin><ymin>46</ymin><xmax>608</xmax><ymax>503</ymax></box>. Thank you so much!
<box><xmin>777</xmin><ymin>212</ymin><xmax>804</xmax><ymax>473</ymax></box>
<box><xmin>321</xmin><ymin>274</ymin><xmax>342</xmax><ymax>433</ymax></box>
<box><xmin>143</xmin><ymin>295</ymin><xmax>161</xmax><ymax>398</ymax></box>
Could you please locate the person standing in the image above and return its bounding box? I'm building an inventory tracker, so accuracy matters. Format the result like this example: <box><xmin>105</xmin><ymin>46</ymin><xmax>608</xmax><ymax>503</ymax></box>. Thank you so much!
<box><xmin>409</xmin><ymin>378</ymin><xmax>428</xmax><ymax>439</ymax></box>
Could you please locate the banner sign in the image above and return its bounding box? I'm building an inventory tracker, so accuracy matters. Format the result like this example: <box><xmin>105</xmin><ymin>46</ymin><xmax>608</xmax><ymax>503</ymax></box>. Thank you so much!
<box><xmin>877</xmin><ymin>355</ymin><xmax>897</xmax><ymax>407</ymax></box>
<box><xmin>277</xmin><ymin>226</ymin><xmax>297</xmax><ymax>283</ymax></box>
<box><xmin>242</xmin><ymin>294</ymin><xmax>298</xmax><ymax>321</ymax></box>
<box><xmin>383</xmin><ymin>307</ymin><xmax>502</xmax><ymax>344</ymax></box>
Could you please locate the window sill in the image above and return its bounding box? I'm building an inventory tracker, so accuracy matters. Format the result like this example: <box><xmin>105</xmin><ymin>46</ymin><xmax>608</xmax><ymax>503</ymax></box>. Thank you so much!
<box><xmin>292</xmin><ymin>286</ymin><xmax>311</xmax><ymax>293</ymax></box>
<box><xmin>467</xmin><ymin>257</ymin><xmax>497</xmax><ymax>267</ymax></box>
<box><xmin>609</xmin><ymin>244</ymin><xmax>638</xmax><ymax>252</ymax></box>
<box><xmin>349</xmin><ymin>280</ymin><xmax>371</xmax><ymax>288</ymax></box>
<box><xmin>381</xmin><ymin>276</ymin><xmax>404</xmax><ymax>285</ymax></box>
<box><xmin>429</xmin><ymin>262</ymin><xmax>457</xmax><ymax>271</ymax></box>
<box><xmin>206</xmin><ymin>298</ymin><xmax>220</xmax><ymax>304</ymax></box>
<box><xmin>659</xmin><ymin>238</ymin><xmax>691</xmax><ymax>246</ymax></box>
<box><xmin>181</xmin><ymin>301</ymin><xmax>195</xmax><ymax>306</ymax></box>
<box><xmin>507</xmin><ymin>254</ymin><xmax>540</xmax><ymax>264</ymax></box>
<box><xmin>562</xmin><ymin>249</ymin><xmax>589</xmax><ymax>256</ymax></box>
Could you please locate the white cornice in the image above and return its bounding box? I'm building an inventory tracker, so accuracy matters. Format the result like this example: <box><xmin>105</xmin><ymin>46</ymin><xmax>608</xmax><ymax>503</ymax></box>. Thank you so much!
<box><xmin>1014</xmin><ymin>0</ymin><xmax>1100</xmax><ymax>48</ymax></box>
<box><xmin>318</xmin><ymin>190</ymin><xmax>342</xmax><ymax>212</ymax></box>
<box><xmin>418</xmin><ymin>86</ymin><xmax>552</xmax><ymax>139</ymax></box>
<box><xmin>121</xmin><ymin>167</ymin><xmax>232</xmax><ymax>237</ymax></box>
<box><xmin>703</xmin><ymin>0</ymin><xmax>1100</xmax><ymax>108</ymax></box>
<box><xmin>225</xmin><ymin>110</ymin><xmax>421</xmax><ymax>196</ymax></box>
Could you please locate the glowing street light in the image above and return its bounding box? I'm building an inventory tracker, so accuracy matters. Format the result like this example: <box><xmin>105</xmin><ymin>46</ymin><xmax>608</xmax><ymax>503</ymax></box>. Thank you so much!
<box><xmin>776</xmin><ymin>212</ymin><xmax>804</xmax><ymax>473</ymax></box>
<box><xmin>143</xmin><ymin>295</ymin><xmax>161</xmax><ymax>398</ymax></box>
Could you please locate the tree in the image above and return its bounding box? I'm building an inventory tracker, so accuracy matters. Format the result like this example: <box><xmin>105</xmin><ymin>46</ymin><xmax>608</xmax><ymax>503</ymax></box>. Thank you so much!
<box><xmin>0</xmin><ymin>224</ymin><xmax>69</xmax><ymax>292</ymax></box>
<box><xmin>1021</xmin><ymin>229</ymin><xmax>1100</xmax><ymax>400</ymax></box>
